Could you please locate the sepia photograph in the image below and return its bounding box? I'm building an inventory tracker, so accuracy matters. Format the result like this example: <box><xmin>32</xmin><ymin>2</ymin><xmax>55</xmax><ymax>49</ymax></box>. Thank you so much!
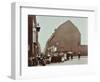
<box><xmin>28</xmin><ymin>15</ymin><xmax>88</xmax><ymax>66</ymax></box>
<box><xmin>11</xmin><ymin>2</ymin><xmax>97</xmax><ymax>79</ymax></box>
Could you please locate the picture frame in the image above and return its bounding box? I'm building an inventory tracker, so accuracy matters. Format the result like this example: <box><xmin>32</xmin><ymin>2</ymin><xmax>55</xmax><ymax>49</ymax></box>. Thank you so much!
<box><xmin>11</xmin><ymin>2</ymin><xmax>97</xmax><ymax>80</ymax></box>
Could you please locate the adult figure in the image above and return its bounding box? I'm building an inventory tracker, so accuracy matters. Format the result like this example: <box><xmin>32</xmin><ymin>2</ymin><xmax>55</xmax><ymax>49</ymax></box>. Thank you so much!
<box><xmin>78</xmin><ymin>52</ymin><xmax>81</xmax><ymax>59</ymax></box>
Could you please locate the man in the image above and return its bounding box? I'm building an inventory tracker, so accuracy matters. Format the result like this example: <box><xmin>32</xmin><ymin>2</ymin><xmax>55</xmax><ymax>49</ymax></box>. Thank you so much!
<box><xmin>67</xmin><ymin>51</ymin><xmax>73</xmax><ymax>60</ymax></box>
<box><xmin>78</xmin><ymin>52</ymin><xmax>81</xmax><ymax>59</ymax></box>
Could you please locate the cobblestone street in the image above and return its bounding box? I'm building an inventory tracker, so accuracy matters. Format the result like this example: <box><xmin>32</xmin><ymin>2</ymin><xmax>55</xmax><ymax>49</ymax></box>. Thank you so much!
<box><xmin>47</xmin><ymin>56</ymin><xmax>87</xmax><ymax>66</ymax></box>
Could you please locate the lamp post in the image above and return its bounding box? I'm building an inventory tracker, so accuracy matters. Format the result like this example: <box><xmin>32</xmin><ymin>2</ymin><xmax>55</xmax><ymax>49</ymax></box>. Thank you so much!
<box><xmin>35</xmin><ymin>23</ymin><xmax>40</xmax><ymax>57</ymax></box>
<box><xmin>33</xmin><ymin>20</ymin><xmax>41</xmax><ymax>55</ymax></box>
<box><xmin>32</xmin><ymin>19</ymin><xmax>41</xmax><ymax>65</ymax></box>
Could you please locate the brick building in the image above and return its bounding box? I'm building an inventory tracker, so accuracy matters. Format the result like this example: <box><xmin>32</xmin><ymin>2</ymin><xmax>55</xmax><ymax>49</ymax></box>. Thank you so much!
<box><xmin>45</xmin><ymin>20</ymin><xmax>88</xmax><ymax>56</ymax></box>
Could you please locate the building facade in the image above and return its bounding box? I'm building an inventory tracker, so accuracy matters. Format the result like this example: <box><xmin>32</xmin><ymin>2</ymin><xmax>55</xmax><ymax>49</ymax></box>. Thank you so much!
<box><xmin>45</xmin><ymin>20</ymin><xmax>88</xmax><ymax>56</ymax></box>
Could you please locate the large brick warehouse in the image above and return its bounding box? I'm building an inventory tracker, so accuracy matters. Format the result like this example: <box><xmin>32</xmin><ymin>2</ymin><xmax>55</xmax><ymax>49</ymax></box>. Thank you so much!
<box><xmin>45</xmin><ymin>20</ymin><xmax>88</xmax><ymax>56</ymax></box>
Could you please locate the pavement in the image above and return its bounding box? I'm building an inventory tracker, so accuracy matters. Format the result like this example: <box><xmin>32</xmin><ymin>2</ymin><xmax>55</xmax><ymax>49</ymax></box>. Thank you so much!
<box><xmin>47</xmin><ymin>56</ymin><xmax>88</xmax><ymax>66</ymax></box>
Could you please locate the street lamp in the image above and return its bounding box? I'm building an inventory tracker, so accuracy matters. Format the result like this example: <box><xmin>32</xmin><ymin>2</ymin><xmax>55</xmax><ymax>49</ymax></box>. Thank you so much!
<box><xmin>35</xmin><ymin>23</ymin><xmax>40</xmax><ymax>32</ymax></box>
<box><xmin>32</xmin><ymin>21</ymin><xmax>40</xmax><ymax>43</ymax></box>
<box><xmin>32</xmin><ymin>19</ymin><xmax>41</xmax><ymax>66</ymax></box>
<box><xmin>35</xmin><ymin>23</ymin><xmax>40</xmax><ymax>57</ymax></box>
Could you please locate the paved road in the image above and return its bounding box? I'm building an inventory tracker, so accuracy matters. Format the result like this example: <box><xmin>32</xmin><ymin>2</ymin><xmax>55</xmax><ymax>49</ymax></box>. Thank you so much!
<box><xmin>47</xmin><ymin>56</ymin><xmax>88</xmax><ymax>66</ymax></box>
